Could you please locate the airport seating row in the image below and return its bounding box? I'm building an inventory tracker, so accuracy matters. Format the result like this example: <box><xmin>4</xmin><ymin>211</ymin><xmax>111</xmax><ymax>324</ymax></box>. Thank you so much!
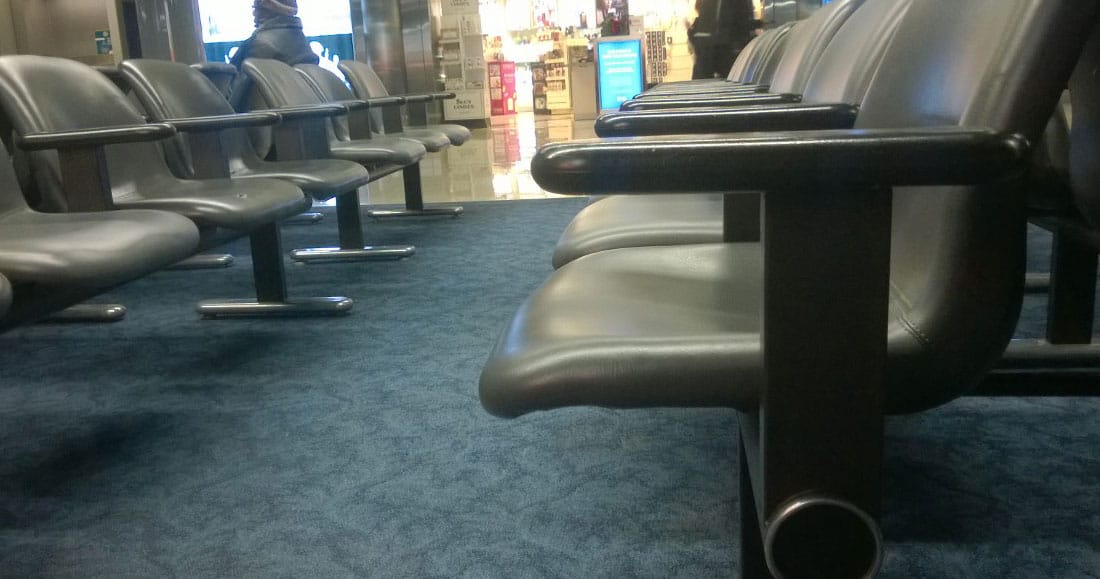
<box><xmin>479</xmin><ymin>0</ymin><xmax>1100</xmax><ymax>576</ymax></box>
<box><xmin>0</xmin><ymin>56</ymin><xmax>468</xmax><ymax>331</ymax></box>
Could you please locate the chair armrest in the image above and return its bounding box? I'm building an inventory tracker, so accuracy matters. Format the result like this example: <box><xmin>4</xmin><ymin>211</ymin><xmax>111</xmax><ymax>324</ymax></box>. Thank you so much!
<box><xmin>595</xmin><ymin>103</ymin><xmax>860</xmax><ymax>137</ymax></box>
<box><xmin>364</xmin><ymin>96</ymin><xmax>407</xmax><ymax>108</ymax></box>
<box><xmin>266</xmin><ymin>104</ymin><xmax>346</xmax><ymax>121</ymax></box>
<box><xmin>430</xmin><ymin>92</ymin><xmax>456</xmax><ymax>100</ymax></box>
<box><xmin>329</xmin><ymin>99</ymin><xmax>372</xmax><ymax>111</ymax></box>
<box><xmin>17</xmin><ymin>123</ymin><xmax>176</xmax><ymax>151</ymax></box>
<box><xmin>531</xmin><ymin>127</ymin><xmax>1029</xmax><ymax>194</ymax></box>
<box><xmin>165</xmin><ymin>112</ymin><xmax>281</xmax><ymax>133</ymax></box>
<box><xmin>621</xmin><ymin>93</ymin><xmax>801</xmax><ymax>111</ymax></box>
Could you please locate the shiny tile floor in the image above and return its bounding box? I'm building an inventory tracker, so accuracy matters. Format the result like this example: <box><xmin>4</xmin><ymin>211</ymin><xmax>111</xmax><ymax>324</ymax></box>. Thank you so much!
<box><xmin>361</xmin><ymin>113</ymin><xmax>597</xmax><ymax>205</ymax></box>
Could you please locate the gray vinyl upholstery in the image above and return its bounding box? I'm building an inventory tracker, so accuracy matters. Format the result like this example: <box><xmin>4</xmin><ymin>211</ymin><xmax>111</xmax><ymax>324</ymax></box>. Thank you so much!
<box><xmin>552</xmin><ymin>0</ymin><xmax>913</xmax><ymax>268</ymax></box>
<box><xmin>0</xmin><ymin>138</ymin><xmax>198</xmax><ymax>331</ymax></box>
<box><xmin>242</xmin><ymin>58</ymin><xmax>426</xmax><ymax>176</ymax></box>
<box><xmin>482</xmin><ymin>0</ymin><xmax>1088</xmax><ymax>418</ymax></box>
<box><xmin>0</xmin><ymin>55</ymin><xmax>310</xmax><ymax>237</ymax></box>
<box><xmin>337</xmin><ymin>60</ymin><xmax>472</xmax><ymax>147</ymax></box>
<box><xmin>120</xmin><ymin>59</ymin><xmax>371</xmax><ymax>200</ymax></box>
<box><xmin>296</xmin><ymin>64</ymin><xmax>451</xmax><ymax>152</ymax></box>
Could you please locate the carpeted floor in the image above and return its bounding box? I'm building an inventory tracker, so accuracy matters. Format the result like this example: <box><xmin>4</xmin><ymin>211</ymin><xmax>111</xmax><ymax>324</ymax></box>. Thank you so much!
<box><xmin>0</xmin><ymin>199</ymin><xmax>1097</xmax><ymax>578</ymax></box>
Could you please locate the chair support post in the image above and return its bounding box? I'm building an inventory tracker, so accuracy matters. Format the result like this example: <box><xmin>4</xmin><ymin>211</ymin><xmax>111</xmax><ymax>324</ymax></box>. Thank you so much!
<box><xmin>751</xmin><ymin>182</ymin><xmax>890</xmax><ymax>578</ymax></box>
<box><xmin>1046</xmin><ymin>229</ymin><xmax>1097</xmax><ymax>343</ymax></box>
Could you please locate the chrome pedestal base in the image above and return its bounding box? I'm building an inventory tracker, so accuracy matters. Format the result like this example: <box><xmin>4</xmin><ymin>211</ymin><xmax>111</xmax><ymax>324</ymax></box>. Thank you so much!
<box><xmin>197</xmin><ymin>296</ymin><xmax>353</xmax><ymax>318</ymax></box>
<box><xmin>170</xmin><ymin>254</ymin><xmax>234</xmax><ymax>270</ymax></box>
<box><xmin>366</xmin><ymin>205</ymin><xmax>463</xmax><ymax>219</ymax></box>
<box><xmin>285</xmin><ymin>212</ymin><xmax>324</xmax><ymax>225</ymax></box>
<box><xmin>44</xmin><ymin>303</ymin><xmax>127</xmax><ymax>323</ymax></box>
<box><xmin>289</xmin><ymin>245</ymin><xmax>416</xmax><ymax>263</ymax></box>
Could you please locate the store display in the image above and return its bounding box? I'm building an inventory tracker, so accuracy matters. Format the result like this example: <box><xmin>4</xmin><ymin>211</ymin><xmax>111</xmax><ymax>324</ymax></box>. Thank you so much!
<box><xmin>441</xmin><ymin>0</ymin><xmax>490</xmax><ymax>122</ymax></box>
<box><xmin>488</xmin><ymin>61</ymin><xmax>517</xmax><ymax>115</ymax></box>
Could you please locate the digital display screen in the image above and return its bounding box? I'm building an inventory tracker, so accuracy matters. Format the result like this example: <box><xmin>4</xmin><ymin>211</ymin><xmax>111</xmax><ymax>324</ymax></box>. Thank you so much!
<box><xmin>197</xmin><ymin>0</ymin><xmax>354</xmax><ymax>70</ymax></box>
<box><xmin>596</xmin><ymin>38</ymin><xmax>644</xmax><ymax>110</ymax></box>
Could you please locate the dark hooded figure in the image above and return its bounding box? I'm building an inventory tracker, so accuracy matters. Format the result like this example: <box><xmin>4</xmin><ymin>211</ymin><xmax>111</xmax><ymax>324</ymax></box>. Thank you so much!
<box><xmin>229</xmin><ymin>0</ymin><xmax>319</xmax><ymax>69</ymax></box>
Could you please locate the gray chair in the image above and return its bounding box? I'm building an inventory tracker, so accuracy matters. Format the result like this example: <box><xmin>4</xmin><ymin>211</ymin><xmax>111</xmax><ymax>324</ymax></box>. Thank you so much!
<box><xmin>238</xmin><ymin>58</ymin><xmax>439</xmax><ymax>219</ymax></box>
<box><xmin>336</xmin><ymin>60</ymin><xmax>472</xmax><ymax>148</ymax></box>
<box><xmin>0</xmin><ymin>55</ymin><xmax>350</xmax><ymax>319</ymax></box>
<box><xmin>553</xmin><ymin>0</ymin><xmax>912</xmax><ymax>268</ymax></box>
<box><xmin>119</xmin><ymin>58</ymin><xmax>414</xmax><ymax>263</ymax></box>
<box><xmin>0</xmin><ymin>137</ymin><xmax>199</xmax><ymax>332</ymax></box>
<box><xmin>635</xmin><ymin>0</ymin><xmax>862</xmax><ymax>103</ymax></box>
<box><xmin>480</xmin><ymin>1</ymin><xmax>1097</xmax><ymax>576</ymax></box>
<box><xmin>640</xmin><ymin>21</ymin><xmax>797</xmax><ymax>98</ymax></box>
<box><xmin>296</xmin><ymin>63</ymin><xmax>466</xmax><ymax>219</ymax></box>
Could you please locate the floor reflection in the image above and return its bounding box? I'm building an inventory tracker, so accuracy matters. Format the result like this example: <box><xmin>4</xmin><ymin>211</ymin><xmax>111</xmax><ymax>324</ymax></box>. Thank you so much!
<box><xmin>361</xmin><ymin>112</ymin><xmax>596</xmax><ymax>205</ymax></box>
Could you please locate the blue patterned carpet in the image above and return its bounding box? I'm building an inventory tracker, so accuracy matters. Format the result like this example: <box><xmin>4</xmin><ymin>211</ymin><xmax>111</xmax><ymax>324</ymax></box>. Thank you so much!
<box><xmin>0</xmin><ymin>199</ymin><xmax>1097</xmax><ymax>577</ymax></box>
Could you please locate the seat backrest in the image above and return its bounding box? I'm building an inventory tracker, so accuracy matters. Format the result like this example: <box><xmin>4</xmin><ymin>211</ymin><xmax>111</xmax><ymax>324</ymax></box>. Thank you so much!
<box><xmin>192</xmin><ymin>62</ymin><xmax>239</xmax><ymax>98</ymax></box>
<box><xmin>725</xmin><ymin>33</ymin><xmax>762</xmax><ymax>81</ymax></box>
<box><xmin>0</xmin><ymin>55</ymin><xmax>178</xmax><ymax>212</ymax></box>
<box><xmin>242</xmin><ymin>57</ymin><xmax>344</xmax><ymax>146</ymax></box>
<box><xmin>338</xmin><ymin>60</ymin><xmax>391</xmax><ymax>99</ymax></box>
<box><xmin>121</xmin><ymin>58</ymin><xmax>259</xmax><ymax>178</ymax></box>
<box><xmin>800</xmin><ymin>0</ymin><xmax>912</xmax><ymax>104</ymax></box>
<box><xmin>853</xmin><ymin>0</ymin><xmax>1097</xmax><ymax>411</ymax></box>
<box><xmin>766</xmin><ymin>0</ymin><xmax>864</xmax><ymax>95</ymax></box>
<box><xmin>295</xmin><ymin>63</ymin><xmax>364</xmax><ymax>140</ymax></box>
<box><xmin>242</xmin><ymin>57</ymin><xmax>328</xmax><ymax>108</ymax></box>
<box><xmin>0</xmin><ymin>135</ymin><xmax>29</xmax><ymax>216</ymax></box>
<box><xmin>734</xmin><ymin>23</ymin><xmax>792</xmax><ymax>84</ymax></box>
<box><xmin>1069</xmin><ymin>27</ymin><xmax>1100</xmax><ymax>228</ymax></box>
<box><xmin>745</xmin><ymin>22</ymin><xmax>798</xmax><ymax>85</ymax></box>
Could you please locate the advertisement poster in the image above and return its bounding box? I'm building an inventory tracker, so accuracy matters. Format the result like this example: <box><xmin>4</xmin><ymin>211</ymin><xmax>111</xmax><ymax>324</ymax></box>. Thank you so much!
<box><xmin>595</xmin><ymin>37</ymin><xmax>644</xmax><ymax>110</ymax></box>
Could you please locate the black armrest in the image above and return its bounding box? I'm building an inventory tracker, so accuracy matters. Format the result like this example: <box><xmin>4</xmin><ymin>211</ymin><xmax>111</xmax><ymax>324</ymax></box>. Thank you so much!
<box><xmin>165</xmin><ymin>111</ymin><xmax>281</xmax><ymax>133</ymax></box>
<box><xmin>267</xmin><ymin>104</ymin><xmax>346</xmax><ymax>121</ymax></box>
<box><xmin>531</xmin><ymin>127</ymin><xmax>1029</xmax><ymax>194</ymax></box>
<box><xmin>430</xmin><ymin>92</ymin><xmax>456</xmax><ymax>100</ymax></box>
<box><xmin>17</xmin><ymin>123</ymin><xmax>176</xmax><ymax>151</ymax></box>
<box><xmin>329</xmin><ymin>99</ymin><xmax>372</xmax><ymax>111</ymax></box>
<box><xmin>621</xmin><ymin>93</ymin><xmax>801</xmax><ymax>111</ymax></box>
<box><xmin>364</xmin><ymin>96</ymin><xmax>406</xmax><ymax>108</ymax></box>
<box><xmin>595</xmin><ymin>103</ymin><xmax>860</xmax><ymax>138</ymax></box>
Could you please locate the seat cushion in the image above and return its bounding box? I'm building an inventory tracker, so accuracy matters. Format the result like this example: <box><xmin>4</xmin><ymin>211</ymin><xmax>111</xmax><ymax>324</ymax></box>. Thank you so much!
<box><xmin>329</xmin><ymin>136</ymin><xmax>426</xmax><ymax>167</ymax></box>
<box><xmin>0</xmin><ymin>208</ymin><xmax>198</xmax><ymax>286</ymax></box>
<box><xmin>480</xmin><ymin>243</ymin><xmax>764</xmax><ymax>418</ymax></box>
<box><xmin>393</xmin><ymin>128</ymin><xmax>452</xmax><ymax>152</ymax></box>
<box><xmin>426</xmin><ymin>123</ymin><xmax>471</xmax><ymax>146</ymax></box>
<box><xmin>553</xmin><ymin>193</ymin><xmax>725</xmax><ymax>268</ymax></box>
<box><xmin>113</xmin><ymin>175</ymin><xmax>311</xmax><ymax>231</ymax></box>
<box><xmin>231</xmin><ymin>157</ymin><xmax>371</xmax><ymax>201</ymax></box>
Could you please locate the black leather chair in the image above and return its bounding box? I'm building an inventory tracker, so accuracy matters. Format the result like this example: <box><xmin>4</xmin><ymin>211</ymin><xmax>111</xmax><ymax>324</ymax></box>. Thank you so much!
<box><xmin>480</xmin><ymin>1</ymin><xmax>1097</xmax><ymax>576</ymax></box>
<box><xmin>238</xmin><ymin>58</ymin><xmax>443</xmax><ymax>220</ymax></box>
<box><xmin>553</xmin><ymin>0</ymin><xmax>912</xmax><ymax>268</ymax></box>
<box><xmin>119</xmin><ymin>58</ymin><xmax>415</xmax><ymax>264</ymax></box>
<box><xmin>0</xmin><ymin>137</ymin><xmax>199</xmax><ymax>332</ymax></box>
<box><xmin>192</xmin><ymin>61</ymin><xmax>239</xmax><ymax>98</ymax></box>
<box><xmin>0</xmin><ymin>55</ymin><xmax>351</xmax><ymax>319</ymax></box>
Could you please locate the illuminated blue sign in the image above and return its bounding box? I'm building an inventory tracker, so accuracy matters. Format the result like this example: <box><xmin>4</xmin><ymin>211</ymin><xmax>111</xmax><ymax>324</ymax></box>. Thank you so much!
<box><xmin>596</xmin><ymin>38</ymin><xmax>644</xmax><ymax>111</ymax></box>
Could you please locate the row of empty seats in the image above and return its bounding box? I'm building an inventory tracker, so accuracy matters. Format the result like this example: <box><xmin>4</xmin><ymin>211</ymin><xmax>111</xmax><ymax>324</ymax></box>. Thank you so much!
<box><xmin>480</xmin><ymin>0</ymin><xmax>1100</xmax><ymax>576</ymax></box>
<box><xmin>0</xmin><ymin>55</ymin><xmax>470</xmax><ymax>331</ymax></box>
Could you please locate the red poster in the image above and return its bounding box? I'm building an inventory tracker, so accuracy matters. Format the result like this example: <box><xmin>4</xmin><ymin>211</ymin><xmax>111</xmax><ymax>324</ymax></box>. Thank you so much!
<box><xmin>488</xmin><ymin>61</ymin><xmax>517</xmax><ymax>116</ymax></box>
